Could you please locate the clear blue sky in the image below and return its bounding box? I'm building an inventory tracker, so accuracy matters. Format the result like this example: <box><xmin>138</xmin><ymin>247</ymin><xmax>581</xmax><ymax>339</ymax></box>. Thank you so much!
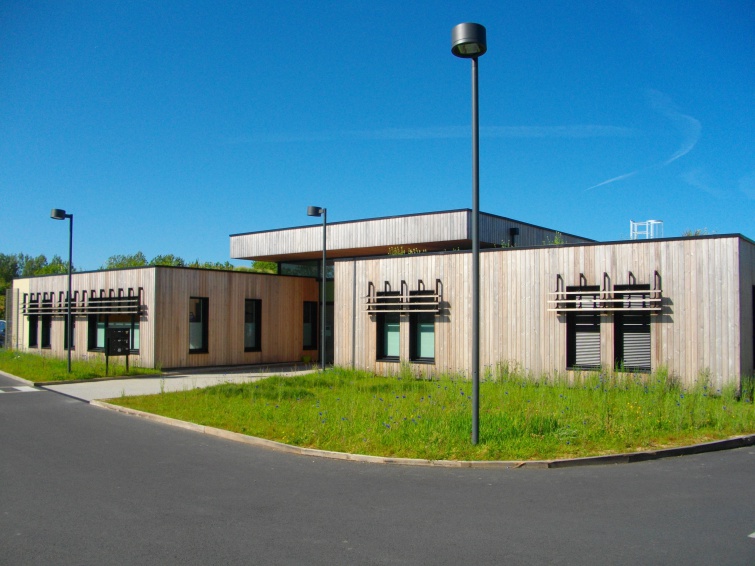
<box><xmin>1</xmin><ymin>1</ymin><xmax>753</xmax><ymax>270</ymax></box>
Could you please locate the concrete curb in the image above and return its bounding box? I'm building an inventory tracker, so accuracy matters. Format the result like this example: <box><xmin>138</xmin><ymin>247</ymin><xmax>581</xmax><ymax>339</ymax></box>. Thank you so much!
<box><xmin>0</xmin><ymin>369</ymin><xmax>35</xmax><ymax>386</ymax></box>
<box><xmin>90</xmin><ymin>400</ymin><xmax>755</xmax><ymax>469</ymax></box>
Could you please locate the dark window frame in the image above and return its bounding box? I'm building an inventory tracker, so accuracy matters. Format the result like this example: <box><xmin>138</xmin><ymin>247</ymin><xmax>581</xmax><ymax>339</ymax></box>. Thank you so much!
<box><xmin>409</xmin><ymin>312</ymin><xmax>435</xmax><ymax>363</ymax></box>
<box><xmin>613</xmin><ymin>284</ymin><xmax>652</xmax><ymax>372</ymax></box>
<box><xmin>28</xmin><ymin>295</ymin><xmax>39</xmax><ymax>348</ymax></box>
<box><xmin>40</xmin><ymin>297</ymin><xmax>52</xmax><ymax>349</ymax></box>
<box><xmin>565</xmin><ymin>285</ymin><xmax>601</xmax><ymax>370</ymax></box>
<box><xmin>189</xmin><ymin>297</ymin><xmax>209</xmax><ymax>354</ymax></box>
<box><xmin>244</xmin><ymin>299</ymin><xmax>262</xmax><ymax>352</ymax></box>
<box><xmin>87</xmin><ymin>314</ymin><xmax>140</xmax><ymax>353</ymax></box>
<box><xmin>63</xmin><ymin>316</ymin><xmax>76</xmax><ymax>350</ymax></box>
<box><xmin>303</xmin><ymin>301</ymin><xmax>318</xmax><ymax>350</ymax></box>
<box><xmin>377</xmin><ymin>312</ymin><xmax>401</xmax><ymax>362</ymax></box>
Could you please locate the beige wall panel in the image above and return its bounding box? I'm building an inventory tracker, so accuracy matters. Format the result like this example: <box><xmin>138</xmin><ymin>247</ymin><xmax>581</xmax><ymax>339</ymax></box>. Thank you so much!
<box><xmin>335</xmin><ymin>236</ymin><xmax>751</xmax><ymax>387</ymax></box>
<box><xmin>153</xmin><ymin>268</ymin><xmax>318</xmax><ymax>369</ymax></box>
<box><xmin>10</xmin><ymin>269</ymin><xmax>157</xmax><ymax>368</ymax></box>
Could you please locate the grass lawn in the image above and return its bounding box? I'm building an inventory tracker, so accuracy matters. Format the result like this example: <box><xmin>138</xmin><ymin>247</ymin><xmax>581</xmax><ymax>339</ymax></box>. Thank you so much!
<box><xmin>107</xmin><ymin>366</ymin><xmax>755</xmax><ymax>461</ymax></box>
<box><xmin>0</xmin><ymin>349</ymin><xmax>161</xmax><ymax>382</ymax></box>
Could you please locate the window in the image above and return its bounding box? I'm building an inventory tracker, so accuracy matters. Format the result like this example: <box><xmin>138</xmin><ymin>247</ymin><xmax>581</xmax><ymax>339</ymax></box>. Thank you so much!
<box><xmin>614</xmin><ymin>285</ymin><xmax>651</xmax><ymax>372</ymax></box>
<box><xmin>566</xmin><ymin>285</ymin><xmax>601</xmax><ymax>369</ymax></box>
<box><xmin>244</xmin><ymin>299</ymin><xmax>261</xmax><ymax>352</ymax></box>
<box><xmin>189</xmin><ymin>297</ymin><xmax>209</xmax><ymax>353</ymax></box>
<box><xmin>377</xmin><ymin>313</ymin><xmax>400</xmax><ymax>361</ymax></box>
<box><xmin>41</xmin><ymin>298</ymin><xmax>52</xmax><ymax>349</ymax></box>
<box><xmin>63</xmin><ymin>317</ymin><xmax>76</xmax><ymax>350</ymax></box>
<box><xmin>410</xmin><ymin>313</ymin><xmax>435</xmax><ymax>362</ymax></box>
<box><xmin>303</xmin><ymin>301</ymin><xmax>318</xmax><ymax>350</ymax></box>
<box><xmin>87</xmin><ymin>314</ymin><xmax>140</xmax><ymax>352</ymax></box>
<box><xmin>28</xmin><ymin>316</ymin><xmax>39</xmax><ymax>348</ymax></box>
<box><xmin>28</xmin><ymin>295</ymin><xmax>38</xmax><ymax>348</ymax></box>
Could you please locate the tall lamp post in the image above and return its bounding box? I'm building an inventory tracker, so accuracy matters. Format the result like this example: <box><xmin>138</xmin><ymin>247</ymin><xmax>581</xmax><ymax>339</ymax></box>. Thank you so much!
<box><xmin>451</xmin><ymin>22</ymin><xmax>487</xmax><ymax>445</ymax></box>
<box><xmin>51</xmin><ymin>208</ymin><xmax>74</xmax><ymax>373</ymax></box>
<box><xmin>307</xmin><ymin>205</ymin><xmax>327</xmax><ymax>371</ymax></box>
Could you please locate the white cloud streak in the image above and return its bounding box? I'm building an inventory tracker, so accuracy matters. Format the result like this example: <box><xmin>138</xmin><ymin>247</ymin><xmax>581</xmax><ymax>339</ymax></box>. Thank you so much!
<box><xmin>584</xmin><ymin>89</ymin><xmax>702</xmax><ymax>192</ymax></box>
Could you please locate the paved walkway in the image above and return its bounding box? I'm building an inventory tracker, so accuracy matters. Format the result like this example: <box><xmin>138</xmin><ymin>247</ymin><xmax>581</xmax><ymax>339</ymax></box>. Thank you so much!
<box><xmin>16</xmin><ymin>364</ymin><xmax>315</xmax><ymax>402</ymax></box>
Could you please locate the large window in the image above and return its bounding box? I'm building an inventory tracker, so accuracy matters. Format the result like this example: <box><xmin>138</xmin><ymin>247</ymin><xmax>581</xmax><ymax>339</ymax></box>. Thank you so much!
<box><xmin>28</xmin><ymin>295</ymin><xmax>38</xmax><ymax>348</ymax></box>
<box><xmin>63</xmin><ymin>317</ymin><xmax>76</xmax><ymax>350</ymax></box>
<box><xmin>303</xmin><ymin>301</ymin><xmax>318</xmax><ymax>350</ymax></box>
<box><xmin>410</xmin><ymin>313</ymin><xmax>435</xmax><ymax>363</ymax></box>
<box><xmin>614</xmin><ymin>285</ymin><xmax>651</xmax><ymax>372</ymax></box>
<box><xmin>377</xmin><ymin>313</ymin><xmax>400</xmax><ymax>361</ymax></box>
<box><xmin>189</xmin><ymin>297</ymin><xmax>208</xmax><ymax>353</ymax></box>
<box><xmin>40</xmin><ymin>297</ymin><xmax>52</xmax><ymax>349</ymax></box>
<box><xmin>28</xmin><ymin>316</ymin><xmax>39</xmax><ymax>348</ymax></box>
<box><xmin>244</xmin><ymin>299</ymin><xmax>261</xmax><ymax>352</ymax></box>
<box><xmin>565</xmin><ymin>285</ymin><xmax>601</xmax><ymax>369</ymax></box>
<box><xmin>87</xmin><ymin>314</ymin><xmax>140</xmax><ymax>352</ymax></box>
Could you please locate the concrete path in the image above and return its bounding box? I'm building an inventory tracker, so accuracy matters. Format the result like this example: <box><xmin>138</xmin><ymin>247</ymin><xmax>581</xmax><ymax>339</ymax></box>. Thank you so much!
<box><xmin>32</xmin><ymin>364</ymin><xmax>315</xmax><ymax>402</ymax></box>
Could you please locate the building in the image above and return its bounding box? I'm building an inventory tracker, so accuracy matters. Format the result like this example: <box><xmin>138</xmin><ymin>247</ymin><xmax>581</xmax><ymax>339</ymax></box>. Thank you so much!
<box><xmin>7</xmin><ymin>209</ymin><xmax>755</xmax><ymax>390</ymax></box>
<box><xmin>7</xmin><ymin>267</ymin><xmax>319</xmax><ymax>369</ymax></box>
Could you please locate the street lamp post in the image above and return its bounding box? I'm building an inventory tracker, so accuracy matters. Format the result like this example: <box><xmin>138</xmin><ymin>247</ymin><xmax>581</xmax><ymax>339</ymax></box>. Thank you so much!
<box><xmin>51</xmin><ymin>208</ymin><xmax>74</xmax><ymax>373</ymax></box>
<box><xmin>307</xmin><ymin>206</ymin><xmax>327</xmax><ymax>371</ymax></box>
<box><xmin>451</xmin><ymin>22</ymin><xmax>487</xmax><ymax>445</ymax></box>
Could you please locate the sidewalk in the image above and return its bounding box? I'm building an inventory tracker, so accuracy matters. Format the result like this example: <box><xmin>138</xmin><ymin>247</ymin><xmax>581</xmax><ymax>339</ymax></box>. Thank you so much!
<box><xmin>38</xmin><ymin>364</ymin><xmax>315</xmax><ymax>402</ymax></box>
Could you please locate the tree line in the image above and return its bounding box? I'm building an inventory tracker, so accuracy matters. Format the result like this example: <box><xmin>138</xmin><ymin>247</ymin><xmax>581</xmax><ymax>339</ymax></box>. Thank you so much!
<box><xmin>0</xmin><ymin>252</ymin><xmax>277</xmax><ymax>320</ymax></box>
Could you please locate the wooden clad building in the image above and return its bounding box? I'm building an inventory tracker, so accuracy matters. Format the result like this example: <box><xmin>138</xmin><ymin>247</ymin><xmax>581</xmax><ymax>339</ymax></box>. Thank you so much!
<box><xmin>8</xmin><ymin>209</ymin><xmax>754</xmax><ymax>386</ymax></box>
<box><xmin>8</xmin><ymin>267</ymin><xmax>319</xmax><ymax>369</ymax></box>
<box><xmin>333</xmin><ymin>235</ymin><xmax>755</xmax><ymax>389</ymax></box>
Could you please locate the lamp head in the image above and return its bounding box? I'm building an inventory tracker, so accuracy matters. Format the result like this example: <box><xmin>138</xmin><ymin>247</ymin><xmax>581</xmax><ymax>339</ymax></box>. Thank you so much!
<box><xmin>451</xmin><ymin>23</ymin><xmax>487</xmax><ymax>58</ymax></box>
<box><xmin>51</xmin><ymin>208</ymin><xmax>68</xmax><ymax>220</ymax></box>
<box><xmin>307</xmin><ymin>206</ymin><xmax>323</xmax><ymax>217</ymax></box>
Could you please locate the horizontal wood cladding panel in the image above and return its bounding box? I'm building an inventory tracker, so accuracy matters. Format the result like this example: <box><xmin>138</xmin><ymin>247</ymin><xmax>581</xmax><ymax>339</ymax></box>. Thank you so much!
<box><xmin>232</xmin><ymin>211</ymin><xmax>592</xmax><ymax>260</ymax></box>
<box><xmin>10</xmin><ymin>269</ymin><xmax>157</xmax><ymax>368</ymax></box>
<box><xmin>335</xmin><ymin>237</ymin><xmax>749</xmax><ymax>387</ymax></box>
<box><xmin>153</xmin><ymin>268</ymin><xmax>319</xmax><ymax>369</ymax></box>
<box><xmin>231</xmin><ymin>211</ymin><xmax>471</xmax><ymax>259</ymax></box>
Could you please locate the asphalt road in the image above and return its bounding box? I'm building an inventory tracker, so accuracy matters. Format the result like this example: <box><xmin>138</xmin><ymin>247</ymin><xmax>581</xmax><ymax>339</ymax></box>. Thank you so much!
<box><xmin>1</xmin><ymin>373</ymin><xmax>754</xmax><ymax>565</ymax></box>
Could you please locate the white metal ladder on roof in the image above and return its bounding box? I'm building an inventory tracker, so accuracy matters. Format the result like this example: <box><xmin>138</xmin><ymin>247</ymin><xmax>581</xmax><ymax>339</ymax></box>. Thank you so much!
<box><xmin>630</xmin><ymin>220</ymin><xmax>663</xmax><ymax>240</ymax></box>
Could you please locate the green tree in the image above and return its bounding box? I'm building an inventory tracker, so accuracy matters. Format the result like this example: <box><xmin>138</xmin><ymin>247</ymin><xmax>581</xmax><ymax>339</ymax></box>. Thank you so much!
<box><xmin>101</xmin><ymin>252</ymin><xmax>148</xmax><ymax>270</ymax></box>
<box><xmin>0</xmin><ymin>253</ymin><xmax>73</xmax><ymax>319</ymax></box>
<box><xmin>34</xmin><ymin>255</ymin><xmax>69</xmax><ymax>275</ymax></box>
<box><xmin>249</xmin><ymin>261</ymin><xmax>277</xmax><ymax>274</ymax></box>
<box><xmin>150</xmin><ymin>254</ymin><xmax>186</xmax><ymax>267</ymax></box>
<box><xmin>20</xmin><ymin>254</ymin><xmax>50</xmax><ymax>276</ymax></box>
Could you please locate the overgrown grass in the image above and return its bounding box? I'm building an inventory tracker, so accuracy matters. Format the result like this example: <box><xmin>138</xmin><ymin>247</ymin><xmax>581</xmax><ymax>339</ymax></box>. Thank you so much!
<box><xmin>108</xmin><ymin>365</ymin><xmax>755</xmax><ymax>461</ymax></box>
<box><xmin>0</xmin><ymin>349</ymin><xmax>161</xmax><ymax>382</ymax></box>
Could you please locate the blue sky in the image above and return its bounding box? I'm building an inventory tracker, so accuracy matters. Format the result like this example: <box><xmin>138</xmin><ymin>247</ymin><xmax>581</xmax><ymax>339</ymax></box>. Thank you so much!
<box><xmin>1</xmin><ymin>1</ymin><xmax>753</xmax><ymax>270</ymax></box>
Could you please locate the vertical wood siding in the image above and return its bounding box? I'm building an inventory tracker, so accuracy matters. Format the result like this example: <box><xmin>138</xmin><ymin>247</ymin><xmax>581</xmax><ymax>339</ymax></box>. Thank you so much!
<box><xmin>9</xmin><ymin>269</ymin><xmax>157</xmax><ymax>368</ymax></box>
<box><xmin>11</xmin><ymin>267</ymin><xmax>319</xmax><ymax>370</ymax></box>
<box><xmin>335</xmin><ymin>237</ymin><xmax>751</xmax><ymax>387</ymax></box>
<box><xmin>153</xmin><ymin>268</ymin><xmax>319</xmax><ymax>369</ymax></box>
